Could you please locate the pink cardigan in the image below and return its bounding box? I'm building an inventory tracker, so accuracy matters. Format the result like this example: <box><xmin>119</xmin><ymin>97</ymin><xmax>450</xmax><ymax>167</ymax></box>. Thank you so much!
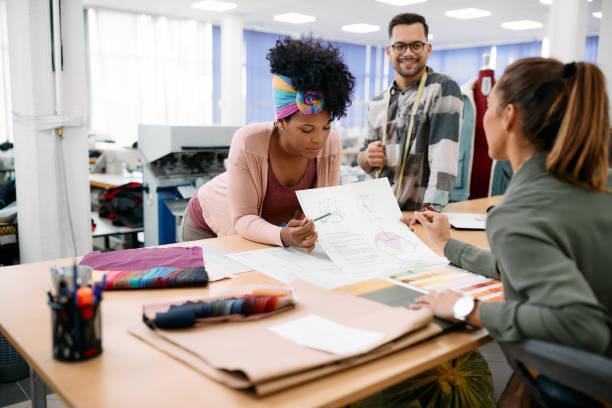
<box><xmin>196</xmin><ymin>122</ymin><xmax>342</xmax><ymax>246</ymax></box>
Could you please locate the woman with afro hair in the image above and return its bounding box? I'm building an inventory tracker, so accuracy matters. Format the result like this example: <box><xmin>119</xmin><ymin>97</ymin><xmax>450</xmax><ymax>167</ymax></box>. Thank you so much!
<box><xmin>180</xmin><ymin>38</ymin><xmax>355</xmax><ymax>251</ymax></box>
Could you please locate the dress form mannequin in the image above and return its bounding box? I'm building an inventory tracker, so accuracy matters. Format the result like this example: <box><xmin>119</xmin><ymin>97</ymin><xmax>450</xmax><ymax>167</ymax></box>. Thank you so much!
<box><xmin>469</xmin><ymin>54</ymin><xmax>495</xmax><ymax>199</ymax></box>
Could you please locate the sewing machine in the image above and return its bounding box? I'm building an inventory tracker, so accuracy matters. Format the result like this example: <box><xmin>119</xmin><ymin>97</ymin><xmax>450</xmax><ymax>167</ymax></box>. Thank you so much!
<box><xmin>138</xmin><ymin>125</ymin><xmax>239</xmax><ymax>246</ymax></box>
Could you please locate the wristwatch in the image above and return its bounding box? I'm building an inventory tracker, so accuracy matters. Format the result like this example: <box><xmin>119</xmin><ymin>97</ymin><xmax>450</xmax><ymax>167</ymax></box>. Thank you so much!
<box><xmin>452</xmin><ymin>295</ymin><xmax>476</xmax><ymax>321</ymax></box>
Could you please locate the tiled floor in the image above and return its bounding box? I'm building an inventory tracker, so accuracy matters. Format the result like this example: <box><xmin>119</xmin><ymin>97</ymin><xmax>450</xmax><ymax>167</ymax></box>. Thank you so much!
<box><xmin>0</xmin><ymin>376</ymin><xmax>66</xmax><ymax>408</ymax></box>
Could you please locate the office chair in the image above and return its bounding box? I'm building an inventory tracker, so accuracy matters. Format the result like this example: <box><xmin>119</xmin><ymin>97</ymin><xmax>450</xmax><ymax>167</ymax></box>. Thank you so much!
<box><xmin>498</xmin><ymin>339</ymin><xmax>612</xmax><ymax>408</ymax></box>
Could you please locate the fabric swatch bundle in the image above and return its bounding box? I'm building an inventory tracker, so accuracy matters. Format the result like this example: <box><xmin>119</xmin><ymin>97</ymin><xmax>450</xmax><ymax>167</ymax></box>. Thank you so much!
<box><xmin>80</xmin><ymin>247</ymin><xmax>209</xmax><ymax>290</ymax></box>
<box><xmin>142</xmin><ymin>288</ymin><xmax>296</xmax><ymax>329</ymax></box>
<box><xmin>99</xmin><ymin>267</ymin><xmax>208</xmax><ymax>290</ymax></box>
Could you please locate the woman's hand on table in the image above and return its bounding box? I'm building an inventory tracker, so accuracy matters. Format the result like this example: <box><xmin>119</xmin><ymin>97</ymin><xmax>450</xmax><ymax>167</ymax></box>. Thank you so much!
<box><xmin>410</xmin><ymin>290</ymin><xmax>462</xmax><ymax>321</ymax></box>
<box><xmin>281</xmin><ymin>218</ymin><xmax>317</xmax><ymax>253</ymax></box>
<box><xmin>410</xmin><ymin>290</ymin><xmax>483</xmax><ymax>327</ymax></box>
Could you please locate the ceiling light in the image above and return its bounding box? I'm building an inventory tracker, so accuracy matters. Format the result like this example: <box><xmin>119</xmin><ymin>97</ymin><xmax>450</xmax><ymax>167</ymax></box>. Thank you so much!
<box><xmin>541</xmin><ymin>0</ymin><xmax>592</xmax><ymax>4</ymax></box>
<box><xmin>501</xmin><ymin>20</ymin><xmax>543</xmax><ymax>30</ymax></box>
<box><xmin>428</xmin><ymin>33</ymin><xmax>434</xmax><ymax>40</ymax></box>
<box><xmin>375</xmin><ymin>0</ymin><xmax>427</xmax><ymax>5</ymax></box>
<box><xmin>445</xmin><ymin>8</ymin><xmax>491</xmax><ymax>19</ymax></box>
<box><xmin>341</xmin><ymin>23</ymin><xmax>380</xmax><ymax>33</ymax></box>
<box><xmin>191</xmin><ymin>0</ymin><xmax>237</xmax><ymax>12</ymax></box>
<box><xmin>273</xmin><ymin>12</ymin><xmax>316</xmax><ymax>24</ymax></box>
<box><xmin>593</xmin><ymin>11</ymin><xmax>602</xmax><ymax>19</ymax></box>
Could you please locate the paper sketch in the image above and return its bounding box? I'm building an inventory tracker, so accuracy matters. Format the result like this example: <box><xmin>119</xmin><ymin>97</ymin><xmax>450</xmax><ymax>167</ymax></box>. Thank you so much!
<box><xmin>296</xmin><ymin>178</ymin><xmax>447</xmax><ymax>274</ymax></box>
<box><xmin>227</xmin><ymin>245</ymin><xmax>375</xmax><ymax>289</ymax></box>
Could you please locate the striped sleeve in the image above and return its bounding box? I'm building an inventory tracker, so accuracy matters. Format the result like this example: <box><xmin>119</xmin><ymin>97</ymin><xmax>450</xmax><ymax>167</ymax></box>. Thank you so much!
<box><xmin>424</xmin><ymin>78</ymin><xmax>462</xmax><ymax>208</ymax></box>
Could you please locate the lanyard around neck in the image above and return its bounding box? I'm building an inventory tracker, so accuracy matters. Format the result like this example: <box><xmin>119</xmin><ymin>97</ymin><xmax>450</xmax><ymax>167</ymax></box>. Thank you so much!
<box><xmin>375</xmin><ymin>70</ymin><xmax>428</xmax><ymax>199</ymax></box>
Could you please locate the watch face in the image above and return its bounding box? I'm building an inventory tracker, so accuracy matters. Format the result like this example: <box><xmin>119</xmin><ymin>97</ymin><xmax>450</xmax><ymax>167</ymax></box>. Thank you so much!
<box><xmin>454</xmin><ymin>296</ymin><xmax>475</xmax><ymax>319</ymax></box>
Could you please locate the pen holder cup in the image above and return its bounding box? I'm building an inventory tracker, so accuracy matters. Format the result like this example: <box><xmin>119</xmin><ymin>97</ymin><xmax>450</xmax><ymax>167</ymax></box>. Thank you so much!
<box><xmin>49</xmin><ymin>299</ymin><xmax>102</xmax><ymax>361</ymax></box>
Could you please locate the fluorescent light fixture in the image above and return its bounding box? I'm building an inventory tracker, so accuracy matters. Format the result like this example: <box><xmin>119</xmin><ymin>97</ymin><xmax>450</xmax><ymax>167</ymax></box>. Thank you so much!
<box><xmin>539</xmin><ymin>0</ymin><xmax>552</xmax><ymax>4</ymax></box>
<box><xmin>191</xmin><ymin>0</ymin><xmax>237</xmax><ymax>12</ymax></box>
<box><xmin>375</xmin><ymin>0</ymin><xmax>427</xmax><ymax>5</ymax></box>
<box><xmin>341</xmin><ymin>23</ymin><xmax>380</xmax><ymax>33</ymax></box>
<box><xmin>273</xmin><ymin>12</ymin><xmax>316</xmax><ymax>24</ymax></box>
<box><xmin>445</xmin><ymin>8</ymin><xmax>491</xmax><ymax>19</ymax></box>
<box><xmin>501</xmin><ymin>20</ymin><xmax>543</xmax><ymax>30</ymax></box>
<box><xmin>593</xmin><ymin>11</ymin><xmax>602</xmax><ymax>19</ymax></box>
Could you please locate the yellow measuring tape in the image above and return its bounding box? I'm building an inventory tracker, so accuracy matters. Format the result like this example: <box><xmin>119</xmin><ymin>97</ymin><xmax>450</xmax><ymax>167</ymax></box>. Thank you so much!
<box><xmin>375</xmin><ymin>71</ymin><xmax>428</xmax><ymax>199</ymax></box>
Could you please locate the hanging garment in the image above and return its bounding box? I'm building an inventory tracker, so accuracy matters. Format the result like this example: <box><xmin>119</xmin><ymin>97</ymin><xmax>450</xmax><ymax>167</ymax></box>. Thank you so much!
<box><xmin>469</xmin><ymin>68</ymin><xmax>496</xmax><ymax>199</ymax></box>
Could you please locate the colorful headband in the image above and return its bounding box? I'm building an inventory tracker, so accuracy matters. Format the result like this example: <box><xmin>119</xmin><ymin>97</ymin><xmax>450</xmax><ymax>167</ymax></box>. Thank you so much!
<box><xmin>272</xmin><ymin>74</ymin><xmax>324</xmax><ymax>119</ymax></box>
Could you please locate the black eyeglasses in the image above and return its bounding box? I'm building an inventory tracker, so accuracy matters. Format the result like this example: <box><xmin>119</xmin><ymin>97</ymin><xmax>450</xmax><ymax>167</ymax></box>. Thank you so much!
<box><xmin>389</xmin><ymin>41</ymin><xmax>428</xmax><ymax>54</ymax></box>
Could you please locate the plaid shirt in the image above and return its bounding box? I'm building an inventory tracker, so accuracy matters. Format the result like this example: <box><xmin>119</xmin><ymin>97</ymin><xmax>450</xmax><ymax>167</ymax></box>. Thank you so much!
<box><xmin>362</xmin><ymin>67</ymin><xmax>463</xmax><ymax>210</ymax></box>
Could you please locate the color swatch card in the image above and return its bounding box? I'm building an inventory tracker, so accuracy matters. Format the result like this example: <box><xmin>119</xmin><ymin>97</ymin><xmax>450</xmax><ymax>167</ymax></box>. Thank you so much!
<box><xmin>387</xmin><ymin>265</ymin><xmax>503</xmax><ymax>302</ymax></box>
<box><xmin>296</xmin><ymin>178</ymin><xmax>447</xmax><ymax>275</ymax></box>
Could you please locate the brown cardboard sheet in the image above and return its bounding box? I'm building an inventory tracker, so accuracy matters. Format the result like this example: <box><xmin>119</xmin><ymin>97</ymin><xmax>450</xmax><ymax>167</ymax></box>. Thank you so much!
<box><xmin>128</xmin><ymin>279</ymin><xmax>443</xmax><ymax>396</ymax></box>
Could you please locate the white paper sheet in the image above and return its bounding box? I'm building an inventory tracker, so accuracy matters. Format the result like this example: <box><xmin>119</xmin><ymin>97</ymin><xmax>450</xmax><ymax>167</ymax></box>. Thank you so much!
<box><xmin>296</xmin><ymin>178</ymin><xmax>447</xmax><ymax>274</ymax></box>
<box><xmin>227</xmin><ymin>245</ymin><xmax>372</xmax><ymax>289</ymax></box>
<box><xmin>200</xmin><ymin>245</ymin><xmax>253</xmax><ymax>281</ymax></box>
<box><xmin>268</xmin><ymin>314</ymin><xmax>385</xmax><ymax>355</ymax></box>
<box><xmin>445</xmin><ymin>212</ymin><xmax>486</xmax><ymax>230</ymax></box>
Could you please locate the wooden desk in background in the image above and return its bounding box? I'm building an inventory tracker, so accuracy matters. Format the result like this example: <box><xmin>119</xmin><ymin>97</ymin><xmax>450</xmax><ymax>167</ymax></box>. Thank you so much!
<box><xmin>89</xmin><ymin>174</ymin><xmax>144</xmax><ymax>251</ymax></box>
<box><xmin>0</xmin><ymin>196</ymin><xmax>502</xmax><ymax>408</ymax></box>
<box><xmin>89</xmin><ymin>173</ymin><xmax>142</xmax><ymax>190</ymax></box>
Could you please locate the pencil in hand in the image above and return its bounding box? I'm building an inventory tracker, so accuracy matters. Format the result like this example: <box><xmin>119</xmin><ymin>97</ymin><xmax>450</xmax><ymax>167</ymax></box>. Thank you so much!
<box><xmin>302</xmin><ymin>212</ymin><xmax>332</xmax><ymax>227</ymax></box>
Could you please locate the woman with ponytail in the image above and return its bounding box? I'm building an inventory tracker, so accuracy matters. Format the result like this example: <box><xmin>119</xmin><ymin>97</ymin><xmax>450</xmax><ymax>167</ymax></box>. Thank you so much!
<box><xmin>408</xmin><ymin>58</ymin><xmax>612</xmax><ymax>356</ymax></box>
<box><xmin>180</xmin><ymin>38</ymin><xmax>355</xmax><ymax>251</ymax></box>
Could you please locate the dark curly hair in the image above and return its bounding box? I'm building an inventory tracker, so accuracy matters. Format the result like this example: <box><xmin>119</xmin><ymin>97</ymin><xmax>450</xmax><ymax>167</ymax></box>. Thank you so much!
<box><xmin>267</xmin><ymin>38</ymin><xmax>355</xmax><ymax>121</ymax></box>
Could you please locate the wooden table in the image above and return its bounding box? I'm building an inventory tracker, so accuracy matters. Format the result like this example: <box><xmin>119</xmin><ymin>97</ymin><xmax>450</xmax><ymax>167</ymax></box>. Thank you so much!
<box><xmin>89</xmin><ymin>173</ymin><xmax>142</xmax><ymax>190</ymax></box>
<box><xmin>0</xmin><ymin>196</ymin><xmax>502</xmax><ymax>408</ymax></box>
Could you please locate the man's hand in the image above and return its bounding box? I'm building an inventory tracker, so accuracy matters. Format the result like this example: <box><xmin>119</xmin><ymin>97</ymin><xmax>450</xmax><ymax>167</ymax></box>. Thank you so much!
<box><xmin>280</xmin><ymin>218</ymin><xmax>317</xmax><ymax>253</ymax></box>
<box><xmin>358</xmin><ymin>141</ymin><xmax>385</xmax><ymax>173</ymax></box>
<box><xmin>366</xmin><ymin>141</ymin><xmax>385</xmax><ymax>168</ymax></box>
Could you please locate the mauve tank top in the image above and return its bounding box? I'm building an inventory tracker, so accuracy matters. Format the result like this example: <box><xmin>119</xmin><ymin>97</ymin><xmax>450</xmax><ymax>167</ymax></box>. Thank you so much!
<box><xmin>261</xmin><ymin>158</ymin><xmax>317</xmax><ymax>226</ymax></box>
<box><xmin>187</xmin><ymin>158</ymin><xmax>317</xmax><ymax>234</ymax></box>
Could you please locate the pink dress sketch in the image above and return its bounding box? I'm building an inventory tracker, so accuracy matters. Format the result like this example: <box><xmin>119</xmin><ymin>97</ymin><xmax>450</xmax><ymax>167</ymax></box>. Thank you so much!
<box><xmin>375</xmin><ymin>231</ymin><xmax>417</xmax><ymax>257</ymax></box>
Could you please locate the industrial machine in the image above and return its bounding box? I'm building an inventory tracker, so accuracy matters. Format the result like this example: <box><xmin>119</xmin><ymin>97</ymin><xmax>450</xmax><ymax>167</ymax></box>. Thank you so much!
<box><xmin>138</xmin><ymin>124</ymin><xmax>239</xmax><ymax>246</ymax></box>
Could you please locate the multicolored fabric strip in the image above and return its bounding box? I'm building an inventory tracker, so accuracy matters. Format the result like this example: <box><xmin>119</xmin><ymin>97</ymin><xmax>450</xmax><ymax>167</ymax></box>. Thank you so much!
<box><xmin>98</xmin><ymin>267</ymin><xmax>208</xmax><ymax>290</ymax></box>
<box><xmin>151</xmin><ymin>290</ymin><xmax>296</xmax><ymax>329</ymax></box>
<box><xmin>272</xmin><ymin>74</ymin><xmax>324</xmax><ymax>119</ymax></box>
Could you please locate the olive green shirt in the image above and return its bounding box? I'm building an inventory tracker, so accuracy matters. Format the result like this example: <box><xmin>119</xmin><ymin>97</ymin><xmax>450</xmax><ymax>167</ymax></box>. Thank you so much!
<box><xmin>445</xmin><ymin>152</ymin><xmax>612</xmax><ymax>357</ymax></box>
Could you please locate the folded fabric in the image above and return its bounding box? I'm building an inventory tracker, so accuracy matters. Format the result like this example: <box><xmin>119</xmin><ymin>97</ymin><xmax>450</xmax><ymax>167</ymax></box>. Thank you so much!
<box><xmin>143</xmin><ymin>288</ymin><xmax>296</xmax><ymax>329</ymax></box>
<box><xmin>98</xmin><ymin>267</ymin><xmax>208</xmax><ymax>290</ymax></box>
<box><xmin>80</xmin><ymin>246</ymin><xmax>204</xmax><ymax>270</ymax></box>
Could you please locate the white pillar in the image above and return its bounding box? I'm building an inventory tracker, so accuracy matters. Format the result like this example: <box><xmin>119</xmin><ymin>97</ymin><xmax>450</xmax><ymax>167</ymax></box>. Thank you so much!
<box><xmin>7</xmin><ymin>0</ymin><xmax>91</xmax><ymax>262</ymax></box>
<box><xmin>220</xmin><ymin>15</ymin><xmax>243</xmax><ymax>126</ymax></box>
<box><xmin>547</xmin><ymin>0</ymin><xmax>588</xmax><ymax>62</ymax></box>
<box><xmin>597</xmin><ymin>0</ymin><xmax>612</xmax><ymax>121</ymax></box>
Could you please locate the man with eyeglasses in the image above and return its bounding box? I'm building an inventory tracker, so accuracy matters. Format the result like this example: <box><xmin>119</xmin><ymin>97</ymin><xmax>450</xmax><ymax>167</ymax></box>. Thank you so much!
<box><xmin>359</xmin><ymin>13</ymin><xmax>462</xmax><ymax>220</ymax></box>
